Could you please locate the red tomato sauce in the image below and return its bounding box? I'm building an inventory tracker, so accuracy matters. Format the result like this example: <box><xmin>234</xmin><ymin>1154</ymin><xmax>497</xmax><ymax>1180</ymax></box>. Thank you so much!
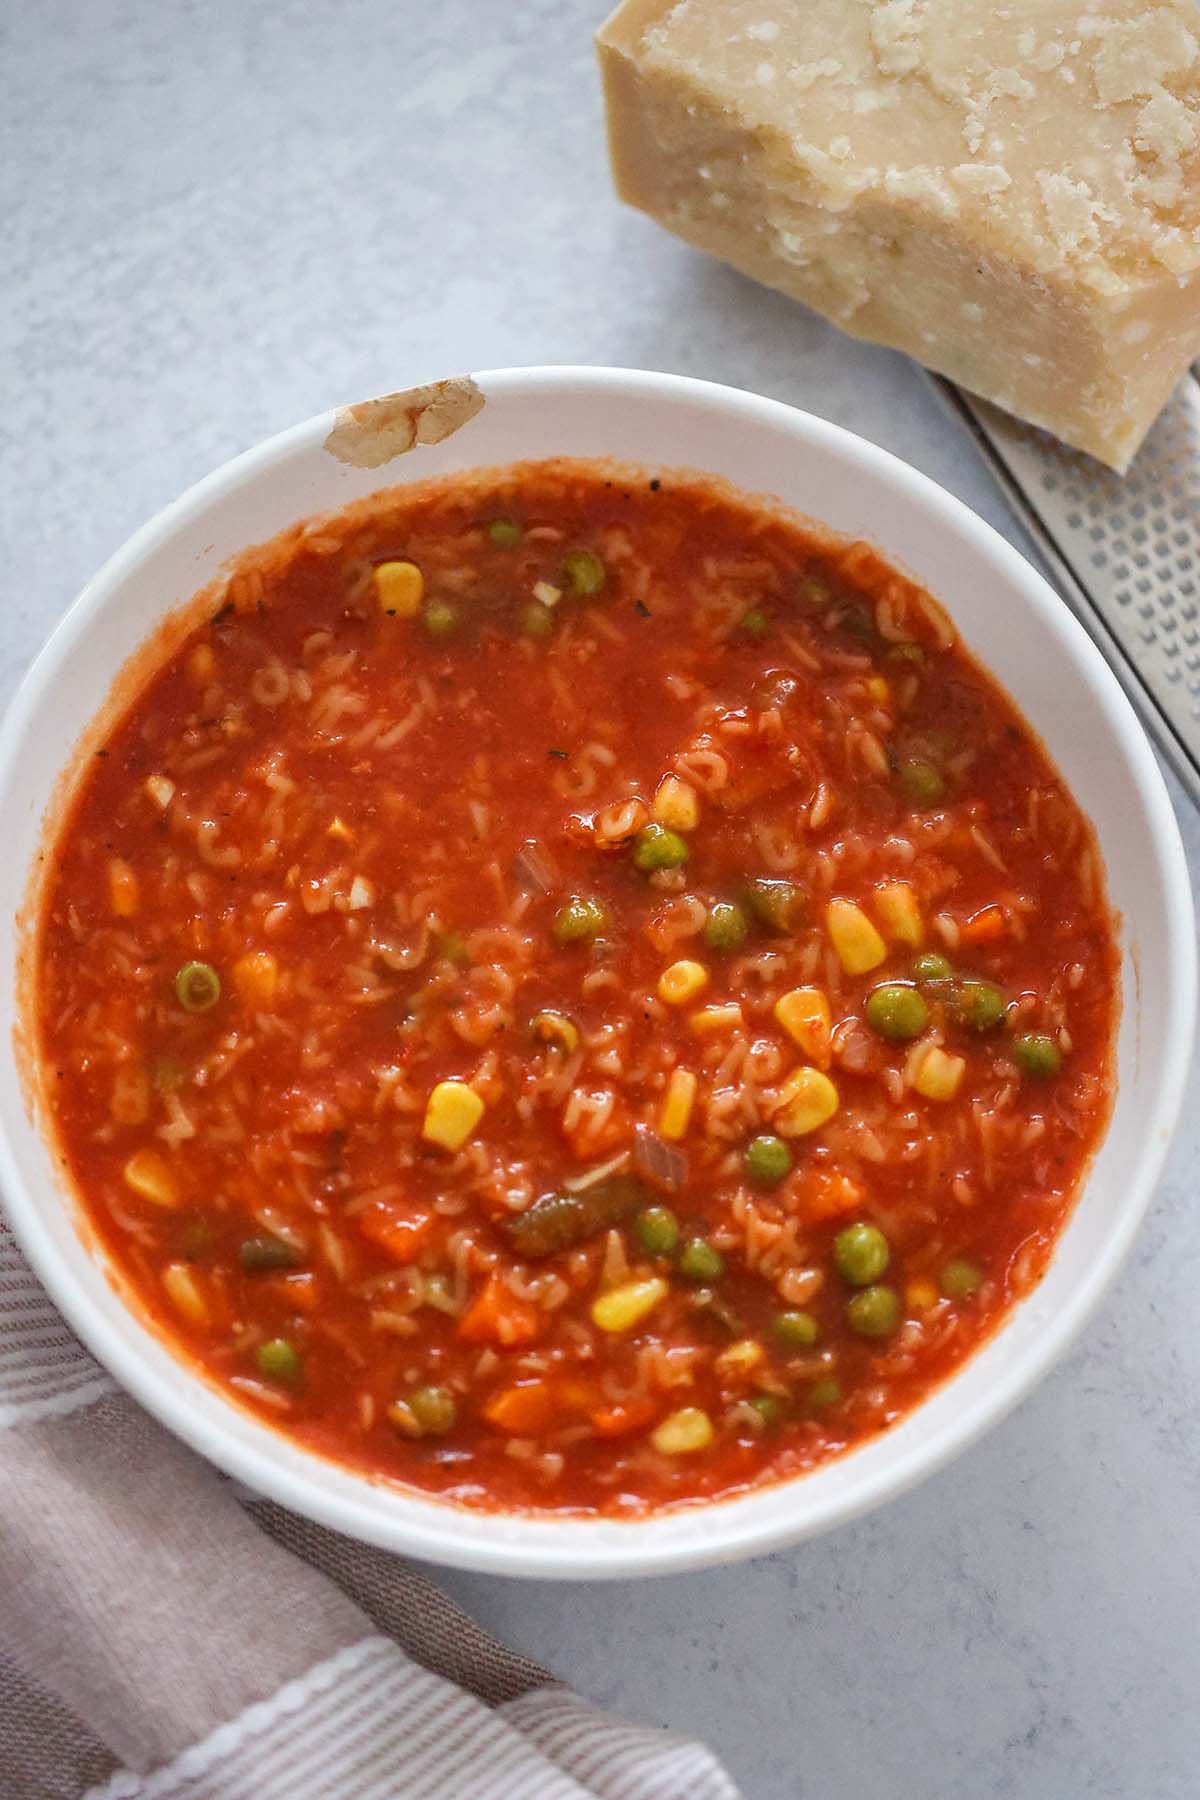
<box><xmin>35</xmin><ymin>461</ymin><xmax>1117</xmax><ymax>1515</ymax></box>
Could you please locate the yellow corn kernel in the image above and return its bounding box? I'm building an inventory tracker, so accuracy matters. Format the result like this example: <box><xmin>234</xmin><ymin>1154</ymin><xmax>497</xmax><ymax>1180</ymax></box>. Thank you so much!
<box><xmin>873</xmin><ymin>880</ymin><xmax>924</xmax><ymax>948</ymax></box>
<box><xmin>652</xmin><ymin>1407</ymin><xmax>715</xmax><ymax>1455</ymax></box>
<box><xmin>531</xmin><ymin>1010</ymin><xmax>579</xmax><ymax>1054</ymax></box>
<box><xmin>108</xmin><ymin>859</ymin><xmax>140</xmax><ymax>918</ymax></box>
<box><xmin>774</xmin><ymin>987</ymin><xmax>832</xmax><ymax>1065</ymax></box>
<box><xmin>690</xmin><ymin>1003</ymin><xmax>743</xmax><ymax>1035</ymax></box>
<box><xmin>866</xmin><ymin>675</ymin><xmax>891</xmax><ymax>705</ymax></box>
<box><xmin>592</xmin><ymin>1276</ymin><xmax>669</xmax><ymax>1334</ymax></box>
<box><xmin>914</xmin><ymin>1045</ymin><xmax>966</xmax><ymax>1102</ymax></box>
<box><xmin>373</xmin><ymin>560</ymin><xmax>424</xmax><ymax>617</ymax></box>
<box><xmin>825</xmin><ymin>898</ymin><xmax>886</xmax><ymax>975</ymax></box>
<box><xmin>144</xmin><ymin>774</ymin><xmax>175</xmax><ymax>810</ymax></box>
<box><xmin>532</xmin><ymin>579</ymin><xmax>562</xmax><ymax>607</ymax></box>
<box><xmin>232</xmin><ymin>951</ymin><xmax>279</xmax><ymax>1006</ymax></box>
<box><xmin>326</xmin><ymin>816</ymin><xmax>355</xmax><ymax>845</ymax></box>
<box><xmin>162</xmin><ymin>1262</ymin><xmax>208</xmax><ymax>1327</ymax></box>
<box><xmin>422</xmin><ymin>1080</ymin><xmax>485</xmax><ymax>1151</ymax></box>
<box><xmin>658</xmin><ymin>960</ymin><xmax>708</xmax><ymax>1006</ymax></box>
<box><xmin>774</xmin><ymin>1066</ymin><xmax>840</xmax><ymax>1138</ymax></box>
<box><xmin>123</xmin><ymin>1148</ymin><xmax>179</xmax><ymax>1209</ymax></box>
<box><xmin>189</xmin><ymin>643</ymin><xmax>216</xmax><ymax>683</ymax></box>
<box><xmin>715</xmin><ymin>1338</ymin><xmax>764</xmax><ymax>1379</ymax></box>
<box><xmin>652</xmin><ymin>775</ymin><xmax>700</xmax><ymax>833</ymax></box>
<box><xmin>906</xmin><ymin>1278</ymin><xmax>940</xmax><ymax>1315</ymax></box>
<box><xmin>659</xmin><ymin>1068</ymin><xmax>697</xmax><ymax>1141</ymax></box>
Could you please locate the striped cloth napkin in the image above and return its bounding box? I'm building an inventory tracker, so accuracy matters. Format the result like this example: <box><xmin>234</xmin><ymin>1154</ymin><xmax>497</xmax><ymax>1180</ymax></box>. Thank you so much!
<box><xmin>0</xmin><ymin>1222</ymin><xmax>738</xmax><ymax>1800</ymax></box>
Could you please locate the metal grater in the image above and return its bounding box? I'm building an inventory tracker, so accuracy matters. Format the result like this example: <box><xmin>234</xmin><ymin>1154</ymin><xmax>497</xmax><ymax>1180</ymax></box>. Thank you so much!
<box><xmin>933</xmin><ymin>372</ymin><xmax>1200</xmax><ymax>806</ymax></box>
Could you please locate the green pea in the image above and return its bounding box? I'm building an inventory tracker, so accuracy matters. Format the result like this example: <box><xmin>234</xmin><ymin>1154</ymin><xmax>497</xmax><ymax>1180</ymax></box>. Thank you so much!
<box><xmin>239</xmin><ymin>1235</ymin><xmax>300</xmax><ymax>1272</ymax></box>
<box><xmin>896</xmin><ymin>758</ymin><xmax>945</xmax><ymax>807</ymax></box>
<box><xmin>175</xmin><ymin>961</ymin><xmax>220</xmax><ymax>1013</ymax></box>
<box><xmin>774</xmin><ymin>1309</ymin><xmax>821</xmax><ymax>1349</ymax></box>
<box><xmin>912</xmin><ymin>951</ymin><xmax>953</xmax><ymax>984</ymax></box>
<box><xmin>748</xmin><ymin>1393</ymin><xmax>783</xmax><ymax>1428</ymax></box>
<box><xmin>807</xmin><ymin>1377</ymin><xmax>843</xmax><ymax>1410</ymax></box>
<box><xmin>796</xmin><ymin>574</ymin><xmax>833</xmax><ymax>609</ymax></box>
<box><xmin>407</xmin><ymin>1384</ymin><xmax>458</xmax><ymax>1436</ymax></box>
<box><xmin>561</xmin><ymin>549</ymin><xmax>606</xmax><ymax>595</ymax></box>
<box><xmin>423</xmin><ymin>599</ymin><xmax>459</xmax><ymax>637</ymax></box>
<box><xmin>740</xmin><ymin>609</ymin><xmax>770</xmax><ymax>639</ymax></box>
<box><xmin>487</xmin><ymin>517</ymin><xmax>521</xmax><ymax>547</ymax></box>
<box><xmin>636</xmin><ymin>1206</ymin><xmax>680</xmax><ymax>1257</ymax></box>
<box><xmin>745</xmin><ymin>877</ymin><xmax>806</xmax><ymax>935</ymax></box>
<box><xmin>864</xmin><ymin>983</ymin><xmax>928</xmax><ymax>1042</ymax></box>
<box><xmin>678</xmin><ymin>1238</ymin><xmax>724</xmax><ymax>1282</ymax></box>
<box><xmin>834</xmin><ymin>1222</ymin><xmax>891</xmax><ymax>1287</ymax></box>
<box><xmin>256</xmin><ymin>1338</ymin><xmax>301</xmax><ymax>1383</ymax></box>
<box><xmin>940</xmin><ymin>1257</ymin><xmax>983</xmax><ymax>1301</ymax></box>
<box><xmin>705</xmin><ymin>901</ymin><xmax>749</xmax><ymax>953</ymax></box>
<box><xmin>955</xmin><ymin>980</ymin><xmax>1007</xmax><ymax>1032</ymax></box>
<box><xmin>846</xmin><ymin>1284</ymin><xmax>900</xmax><ymax>1338</ymax></box>
<box><xmin>438</xmin><ymin>931</ymin><xmax>471</xmax><ymax>968</ymax></box>
<box><xmin>521</xmin><ymin>602</ymin><xmax>553</xmax><ymax>637</ymax></box>
<box><xmin>553</xmin><ymin>896</ymin><xmax>609</xmax><ymax>944</ymax></box>
<box><xmin>632</xmin><ymin>822</ymin><xmax>689</xmax><ymax>872</ymax></box>
<box><xmin>744</xmin><ymin>1134</ymin><xmax>792</xmax><ymax>1187</ymax></box>
<box><xmin>1013</xmin><ymin>1032</ymin><xmax>1062</xmax><ymax>1078</ymax></box>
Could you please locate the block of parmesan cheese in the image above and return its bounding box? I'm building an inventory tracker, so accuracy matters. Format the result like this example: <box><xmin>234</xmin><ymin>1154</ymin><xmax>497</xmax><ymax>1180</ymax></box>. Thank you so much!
<box><xmin>597</xmin><ymin>0</ymin><xmax>1200</xmax><ymax>470</ymax></box>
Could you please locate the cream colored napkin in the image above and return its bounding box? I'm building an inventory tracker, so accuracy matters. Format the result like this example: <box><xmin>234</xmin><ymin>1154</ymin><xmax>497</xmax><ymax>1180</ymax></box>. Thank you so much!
<box><xmin>0</xmin><ymin>1221</ymin><xmax>739</xmax><ymax>1800</ymax></box>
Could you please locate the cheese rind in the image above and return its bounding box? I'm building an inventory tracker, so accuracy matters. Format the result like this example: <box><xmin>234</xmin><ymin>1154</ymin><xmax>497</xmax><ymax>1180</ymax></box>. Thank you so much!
<box><xmin>597</xmin><ymin>0</ymin><xmax>1200</xmax><ymax>470</ymax></box>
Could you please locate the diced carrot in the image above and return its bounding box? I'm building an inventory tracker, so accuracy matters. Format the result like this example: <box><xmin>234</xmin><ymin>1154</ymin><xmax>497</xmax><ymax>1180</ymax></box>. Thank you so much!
<box><xmin>271</xmin><ymin>1271</ymin><xmax>319</xmax><ymax>1312</ymax></box>
<box><xmin>591</xmin><ymin>1397</ymin><xmax>658</xmax><ymax>1438</ymax></box>
<box><xmin>798</xmin><ymin>1167</ymin><xmax>866</xmax><ymax>1222</ymax></box>
<box><xmin>458</xmin><ymin>1273</ymin><xmax>543</xmax><ymax>1346</ymax></box>
<box><xmin>556</xmin><ymin>1375</ymin><xmax>603</xmax><ymax>1416</ymax></box>
<box><xmin>482</xmin><ymin>1381</ymin><xmax>555</xmax><ymax>1435</ymax></box>
<box><xmin>960</xmin><ymin>904</ymin><xmax>1006</xmax><ymax>944</ymax></box>
<box><xmin>357</xmin><ymin>1201</ymin><xmax>433</xmax><ymax>1265</ymax></box>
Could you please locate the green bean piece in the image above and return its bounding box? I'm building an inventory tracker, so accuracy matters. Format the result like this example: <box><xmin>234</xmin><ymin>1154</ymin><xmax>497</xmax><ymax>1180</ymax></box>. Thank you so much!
<box><xmin>864</xmin><ymin>983</ymin><xmax>928</xmax><ymax>1042</ymax></box>
<box><xmin>632</xmin><ymin>822</ymin><xmax>689</xmax><ymax>872</ymax></box>
<box><xmin>487</xmin><ymin>517</ymin><xmax>521</xmax><ymax>547</ymax></box>
<box><xmin>705</xmin><ymin>901</ymin><xmax>749</xmax><ymax>953</ymax></box>
<box><xmin>561</xmin><ymin>549</ymin><xmax>606</xmax><ymax>595</ymax></box>
<box><xmin>740</xmin><ymin>609</ymin><xmax>770</xmax><ymax>639</ymax></box>
<box><xmin>503</xmin><ymin>1175</ymin><xmax>642</xmax><ymax>1258</ymax></box>
<box><xmin>834</xmin><ymin>1222</ymin><xmax>891</xmax><ymax>1287</ymax></box>
<box><xmin>807</xmin><ymin>1377</ymin><xmax>843</xmax><ymax>1410</ymax></box>
<box><xmin>553</xmin><ymin>896</ymin><xmax>609</xmax><ymax>944</ymax></box>
<box><xmin>846</xmin><ymin>1285</ymin><xmax>900</xmax><ymax>1338</ymax></box>
<box><xmin>407</xmin><ymin>1385</ymin><xmax>458</xmax><ymax>1436</ymax></box>
<box><xmin>678</xmin><ymin>1238</ymin><xmax>725</xmax><ymax>1282</ymax></box>
<box><xmin>175</xmin><ymin>961</ymin><xmax>221</xmax><ymax>1013</ymax></box>
<box><xmin>774</xmin><ymin>1309</ymin><xmax>821</xmax><ymax>1349</ymax></box>
<box><xmin>887</xmin><ymin>642</ymin><xmax>926</xmax><ymax>665</ymax></box>
<box><xmin>636</xmin><ymin>1206</ymin><xmax>680</xmax><ymax>1257</ymax></box>
<box><xmin>744</xmin><ymin>1134</ymin><xmax>792</xmax><ymax>1187</ymax></box>
<box><xmin>912</xmin><ymin>951</ymin><xmax>953</xmax><ymax>984</ymax></box>
<box><xmin>256</xmin><ymin>1338</ymin><xmax>301</xmax><ymax>1383</ymax></box>
<box><xmin>438</xmin><ymin>931</ymin><xmax>471</xmax><ymax>968</ymax></box>
<box><xmin>1013</xmin><ymin>1032</ymin><xmax>1062</xmax><ymax>1078</ymax></box>
<box><xmin>748</xmin><ymin>1393</ymin><xmax>783</xmax><ymax>1428</ymax></box>
<box><xmin>955</xmin><ymin>980</ymin><xmax>1007</xmax><ymax>1032</ymax></box>
<box><xmin>239</xmin><ymin>1235</ymin><xmax>300</xmax><ymax>1273</ymax></box>
<box><xmin>940</xmin><ymin>1257</ymin><xmax>983</xmax><ymax>1301</ymax></box>
<box><xmin>521</xmin><ymin>602</ymin><xmax>554</xmax><ymax>637</ymax></box>
<box><xmin>896</xmin><ymin>758</ymin><xmax>945</xmax><ymax>807</ymax></box>
<box><xmin>423</xmin><ymin>599</ymin><xmax>459</xmax><ymax>637</ymax></box>
<box><xmin>745</xmin><ymin>877</ymin><xmax>806</xmax><ymax>935</ymax></box>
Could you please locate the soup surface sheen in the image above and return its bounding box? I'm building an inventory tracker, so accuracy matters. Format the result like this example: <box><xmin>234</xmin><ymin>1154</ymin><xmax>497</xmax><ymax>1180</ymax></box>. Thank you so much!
<box><xmin>36</xmin><ymin>461</ymin><xmax>1117</xmax><ymax>1515</ymax></box>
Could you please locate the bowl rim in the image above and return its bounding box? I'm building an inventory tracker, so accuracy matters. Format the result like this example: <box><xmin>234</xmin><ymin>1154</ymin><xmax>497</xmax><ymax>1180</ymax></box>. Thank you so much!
<box><xmin>1</xmin><ymin>364</ymin><xmax>1194</xmax><ymax>1579</ymax></box>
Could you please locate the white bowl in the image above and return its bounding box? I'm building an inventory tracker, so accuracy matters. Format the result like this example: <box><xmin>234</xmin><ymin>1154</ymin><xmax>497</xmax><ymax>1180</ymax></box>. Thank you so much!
<box><xmin>0</xmin><ymin>368</ymin><xmax>1193</xmax><ymax>1578</ymax></box>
